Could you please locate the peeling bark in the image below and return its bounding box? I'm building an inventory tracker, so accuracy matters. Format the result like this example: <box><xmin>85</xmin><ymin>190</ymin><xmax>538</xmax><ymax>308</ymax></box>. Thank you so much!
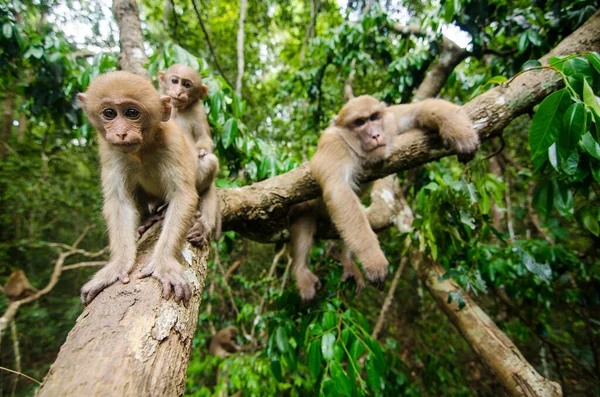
<box><xmin>219</xmin><ymin>10</ymin><xmax>600</xmax><ymax>239</ymax></box>
<box><xmin>112</xmin><ymin>0</ymin><xmax>148</xmax><ymax>76</ymax></box>
<box><xmin>37</xmin><ymin>226</ymin><xmax>208</xmax><ymax>397</ymax></box>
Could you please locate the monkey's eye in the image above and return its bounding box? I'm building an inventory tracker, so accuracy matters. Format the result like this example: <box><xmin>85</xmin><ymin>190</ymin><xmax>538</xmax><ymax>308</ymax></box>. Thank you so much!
<box><xmin>124</xmin><ymin>108</ymin><xmax>141</xmax><ymax>119</ymax></box>
<box><xmin>183</xmin><ymin>81</ymin><xmax>192</xmax><ymax>88</ymax></box>
<box><xmin>354</xmin><ymin>118</ymin><xmax>366</xmax><ymax>127</ymax></box>
<box><xmin>171</xmin><ymin>78</ymin><xmax>179</xmax><ymax>84</ymax></box>
<box><xmin>370</xmin><ymin>112</ymin><xmax>380</xmax><ymax>121</ymax></box>
<box><xmin>102</xmin><ymin>108</ymin><xmax>117</xmax><ymax>119</ymax></box>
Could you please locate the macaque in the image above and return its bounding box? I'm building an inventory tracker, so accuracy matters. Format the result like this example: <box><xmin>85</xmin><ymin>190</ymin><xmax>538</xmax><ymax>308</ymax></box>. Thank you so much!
<box><xmin>4</xmin><ymin>270</ymin><xmax>38</xmax><ymax>301</ymax></box>
<box><xmin>209</xmin><ymin>326</ymin><xmax>241</xmax><ymax>358</ymax></box>
<box><xmin>291</xmin><ymin>95</ymin><xmax>479</xmax><ymax>300</ymax></box>
<box><xmin>78</xmin><ymin>71</ymin><xmax>198</xmax><ymax>305</ymax></box>
<box><xmin>158</xmin><ymin>64</ymin><xmax>221</xmax><ymax>246</ymax></box>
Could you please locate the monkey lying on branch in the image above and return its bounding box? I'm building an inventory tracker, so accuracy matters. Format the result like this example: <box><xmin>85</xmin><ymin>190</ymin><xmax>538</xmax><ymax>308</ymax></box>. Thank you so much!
<box><xmin>290</xmin><ymin>95</ymin><xmax>479</xmax><ymax>300</ymax></box>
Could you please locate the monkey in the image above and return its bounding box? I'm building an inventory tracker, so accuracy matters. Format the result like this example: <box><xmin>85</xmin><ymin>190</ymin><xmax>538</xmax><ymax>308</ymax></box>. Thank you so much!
<box><xmin>209</xmin><ymin>326</ymin><xmax>242</xmax><ymax>358</ymax></box>
<box><xmin>290</xmin><ymin>95</ymin><xmax>479</xmax><ymax>300</ymax></box>
<box><xmin>158</xmin><ymin>64</ymin><xmax>221</xmax><ymax>246</ymax></box>
<box><xmin>3</xmin><ymin>270</ymin><xmax>38</xmax><ymax>301</ymax></box>
<box><xmin>77</xmin><ymin>71</ymin><xmax>198</xmax><ymax>305</ymax></box>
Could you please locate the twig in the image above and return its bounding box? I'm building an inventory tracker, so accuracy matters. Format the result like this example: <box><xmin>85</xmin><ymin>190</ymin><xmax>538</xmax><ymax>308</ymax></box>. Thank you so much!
<box><xmin>371</xmin><ymin>257</ymin><xmax>407</xmax><ymax>340</ymax></box>
<box><xmin>278</xmin><ymin>250</ymin><xmax>293</xmax><ymax>293</ymax></box>
<box><xmin>213</xmin><ymin>248</ymin><xmax>240</xmax><ymax>318</ymax></box>
<box><xmin>0</xmin><ymin>366</ymin><xmax>41</xmax><ymax>385</ymax></box>
<box><xmin>10</xmin><ymin>321</ymin><xmax>21</xmax><ymax>397</ymax></box>
<box><xmin>63</xmin><ymin>261</ymin><xmax>107</xmax><ymax>271</ymax></box>
<box><xmin>527</xmin><ymin>183</ymin><xmax>554</xmax><ymax>245</ymax></box>
<box><xmin>250</xmin><ymin>245</ymin><xmax>287</xmax><ymax>340</ymax></box>
<box><xmin>224</xmin><ymin>239</ymin><xmax>247</xmax><ymax>282</ymax></box>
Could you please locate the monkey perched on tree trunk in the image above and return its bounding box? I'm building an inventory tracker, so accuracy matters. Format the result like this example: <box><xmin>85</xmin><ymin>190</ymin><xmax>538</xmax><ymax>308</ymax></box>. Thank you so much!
<box><xmin>291</xmin><ymin>95</ymin><xmax>479</xmax><ymax>300</ymax></box>
<box><xmin>78</xmin><ymin>71</ymin><xmax>198</xmax><ymax>305</ymax></box>
<box><xmin>159</xmin><ymin>64</ymin><xmax>221</xmax><ymax>247</ymax></box>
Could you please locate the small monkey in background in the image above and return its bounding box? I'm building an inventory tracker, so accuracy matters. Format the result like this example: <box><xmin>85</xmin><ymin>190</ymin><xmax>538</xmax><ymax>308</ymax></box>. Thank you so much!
<box><xmin>291</xmin><ymin>95</ymin><xmax>478</xmax><ymax>300</ymax></box>
<box><xmin>78</xmin><ymin>71</ymin><xmax>198</xmax><ymax>305</ymax></box>
<box><xmin>209</xmin><ymin>326</ymin><xmax>242</xmax><ymax>358</ymax></box>
<box><xmin>159</xmin><ymin>64</ymin><xmax>221</xmax><ymax>246</ymax></box>
<box><xmin>4</xmin><ymin>270</ymin><xmax>38</xmax><ymax>301</ymax></box>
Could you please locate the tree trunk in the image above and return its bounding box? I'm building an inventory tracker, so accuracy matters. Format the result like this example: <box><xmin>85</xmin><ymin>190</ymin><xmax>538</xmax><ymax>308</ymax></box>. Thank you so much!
<box><xmin>36</xmin><ymin>227</ymin><xmax>209</xmax><ymax>396</ymax></box>
<box><xmin>416</xmin><ymin>258</ymin><xmax>562</xmax><ymax>396</ymax></box>
<box><xmin>235</xmin><ymin>0</ymin><xmax>247</xmax><ymax>96</ymax></box>
<box><xmin>1</xmin><ymin>91</ymin><xmax>15</xmax><ymax>160</ymax></box>
<box><xmin>112</xmin><ymin>0</ymin><xmax>148</xmax><ymax>76</ymax></box>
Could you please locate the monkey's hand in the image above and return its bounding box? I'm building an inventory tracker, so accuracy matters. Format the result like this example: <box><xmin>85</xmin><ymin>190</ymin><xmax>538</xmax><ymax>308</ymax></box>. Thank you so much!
<box><xmin>362</xmin><ymin>251</ymin><xmax>389</xmax><ymax>288</ymax></box>
<box><xmin>439</xmin><ymin>109</ymin><xmax>479</xmax><ymax>163</ymax></box>
<box><xmin>81</xmin><ymin>263</ymin><xmax>132</xmax><ymax>305</ymax></box>
<box><xmin>341</xmin><ymin>264</ymin><xmax>366</xmax><ymax>297</ymax></box>
<box><xmin>198</xmin><ymin>148</ymin><xmax>208</xmax><ymax>159</ymax></box>
<box><xmin>187</xmin><ymin>210</ymin><xmax>213</xmax><ymax>247</ymax></box>
<box><xmin>137</xmin><ymin>257</ymin><xmax>192</xmax><ymax>304</ymax></box>
<box><xmin>296</xmin><ymin>268</ymin><xmax>321</xmax><ymax>301</ymax></box>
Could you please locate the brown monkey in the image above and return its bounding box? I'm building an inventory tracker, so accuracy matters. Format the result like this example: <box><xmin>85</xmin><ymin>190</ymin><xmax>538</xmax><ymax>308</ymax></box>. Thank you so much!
<box><xmin>291</xmin><ymin>95</ymin><xmax>478</xmax><ymax>300</ymax></box>
<box><xmin>158</xmin><ymin>64</ymin><xmax>221</xmax><ymax>246</ymax></box>
<box><xmin>78</xmin><ymin>71</ymin><xmax>198</xmax><ymax>305</ymax></box>
<box><xmin>4</xmin><ymin>270</ymin><xmax>38</xmax><ymax>300</ymax></box>
<box><xmin>209</xmin><ymin>326</ymin><xmax>241</xmax><ymax>358</ymax></box>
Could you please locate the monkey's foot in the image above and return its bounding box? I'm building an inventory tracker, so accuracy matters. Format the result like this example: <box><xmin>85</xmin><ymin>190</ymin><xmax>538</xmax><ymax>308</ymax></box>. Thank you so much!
<box><xmin>363</xmin><ymin>254</ymin><xmax>389</xmax><ymax>289</ymax></box>
<box><xmin>137</xmin><ymin>257</ymin><xmax>192</xmax><ymax>304</ymax></box>
<box><xmin>187</xmin><ymin>212</ymin><xmax>212</xmax><ymax>247</ymax></box>
<box><xmin>296</xmin><ymin>269</ymin><xmax>321</xmax><ymax>301</ymax></box>
<box><xmin>81</xmin><ymin>264</ymin><xmax>131</xmax><ymax>305</ymax></box>
<box><xmin>341</xmin><ymin>265</ymin><xmax>366</xmax><ymax>297</ymax></box>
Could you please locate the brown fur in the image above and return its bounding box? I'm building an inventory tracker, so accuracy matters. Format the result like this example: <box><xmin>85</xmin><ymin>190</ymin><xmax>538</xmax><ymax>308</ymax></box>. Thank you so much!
<box><xmin>159</xmin><ymin>64</ymin><xmax>221</xmax><ymax>246</ymax></box>
<box><xmin>209</xmin><ymin>326</ymin><xmax>240</xmax><ymax>358</ymax></box>
<box><xmin>291</xmin><ymin>95</ymin><xmax>478</xmax><ymax>300</ymax></box>
<box><xmin>78</xmin><ymin>71</ymin><xmax>198</xmax><ymax>305</ymax></box>
<box><xmin>4</xmin><ymin>270</ymin><xmax>38</xmax><ymax>301</ymax></box>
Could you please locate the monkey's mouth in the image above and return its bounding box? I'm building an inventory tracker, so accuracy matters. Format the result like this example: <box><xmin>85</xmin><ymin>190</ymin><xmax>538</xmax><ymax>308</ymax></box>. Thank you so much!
<box><xmin>111</xmin><ymin>142</ymin><xmax>141</xmax><ymax>152</ymax></box>
<box><xmin>367</xmin><ymin>144</ymin><xmax>386</xmax><ymax>152</ymax></box>
<box><xmin>170</xmin><ymin>98</ymin><xmax>188</xmax><ymax>107</ymax></box>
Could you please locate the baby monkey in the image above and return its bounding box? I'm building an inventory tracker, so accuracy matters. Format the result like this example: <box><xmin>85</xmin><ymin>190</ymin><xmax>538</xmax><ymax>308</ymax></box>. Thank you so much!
<box><xmin>291</xmin><ymin>95</ymin><xmax>479</xmax><ymax>300</ymax></box>
<box><xmin>159</xmin><ymin>64</ymin><xmax>221</xmax><ymax>246</ymax></box>
<box><xmin>78</xmin><ymin>71</ymin><xmax>198</xmax><ymax>305</ymax></box>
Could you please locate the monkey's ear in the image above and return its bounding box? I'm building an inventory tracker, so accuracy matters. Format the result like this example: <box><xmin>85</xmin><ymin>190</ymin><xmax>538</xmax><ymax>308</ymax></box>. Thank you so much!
<box><xmin>160</xmin><ymin>95</ymin><xmax>172</xmax><ymax>122</ymax></box>
<box><xmin>77</xmin><ymin>93</ymin><xmax>87</xmax><ymax>108</ymax></box>
<box><xmin>200</xmin><ymin>84</ymin><xmax>209</xmax><ymax>99</ymax></box>
<box><xmin>158</xmin><ymin>71</ymin><xmax>166</xmax><ymax>88</ymax></box>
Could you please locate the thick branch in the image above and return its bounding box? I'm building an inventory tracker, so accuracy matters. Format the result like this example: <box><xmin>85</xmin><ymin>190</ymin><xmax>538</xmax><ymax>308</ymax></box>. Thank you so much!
<box><xmin>219</xmin><ymin>10</ymin><xmax>600</xmax><ymax>240</ymax></box>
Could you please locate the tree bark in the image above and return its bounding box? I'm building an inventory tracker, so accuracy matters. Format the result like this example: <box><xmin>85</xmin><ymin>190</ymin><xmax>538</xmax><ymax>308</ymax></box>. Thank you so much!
<box><xmin>219</xmin><ymin>9</ymin><xmax>600</xmax><ymax>240</ymax></box>
<box><xmin>36</xmin><ymin>227</ymin><xmax>208</xmax><ymax>396</ymax></box>
<box><xmin>1</xmin><ymin>91</ymin><xmax>15</xmax><ymax>160</ymax></box>
<box><xmin>416</xmin><ymin>257</ymin><xmax>562</xmax><ymax>396</ymax></box>
<box><xmin>235</xmin><ymin>0</ymin><xmax>247</xmax><ymax>96</ymax></box>
<box><xmin>112</xmin><ymin>0</ymin><xmax>148</xmax><ymax>76</ymax></box>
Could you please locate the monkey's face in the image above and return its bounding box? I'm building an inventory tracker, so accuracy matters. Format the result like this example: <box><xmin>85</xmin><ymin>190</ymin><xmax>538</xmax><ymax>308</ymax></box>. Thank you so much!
<box><xmin>160</xmin><ymin>68</ymin><xmax>208</xmax><ymax>110</ymax></box>
<box><xmin>336</xmin><ymin>96</ymin><xmax>387</xmax><ymax>159</ymax></box>
<box><xmin>91</xmin><ymin>100</ymin><xmax>149</xmax><ymax>152</ymax></box>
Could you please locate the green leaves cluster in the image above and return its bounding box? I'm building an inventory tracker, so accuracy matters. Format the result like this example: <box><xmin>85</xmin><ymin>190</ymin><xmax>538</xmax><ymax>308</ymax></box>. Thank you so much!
<box><xmin>528</xmin><ymin>54</ymin><xmax>600</xmax><ymax>235</ymax></box>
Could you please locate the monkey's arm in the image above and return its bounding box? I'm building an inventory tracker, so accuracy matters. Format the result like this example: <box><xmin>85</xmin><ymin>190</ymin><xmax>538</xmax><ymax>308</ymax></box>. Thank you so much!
<box><xmin>387</xmin><ymin>99</ymin><xmax>479</xmax><ymax>162</ymax></box>
<box><xmin>81</xmin><ymin>165</ymin><xmax>138</xmax><ymax>304</ymax></box>
<box><xmin>310</xmin><ymin>134</ymin><xmax>388</xmax><ymax>282</ymax></box>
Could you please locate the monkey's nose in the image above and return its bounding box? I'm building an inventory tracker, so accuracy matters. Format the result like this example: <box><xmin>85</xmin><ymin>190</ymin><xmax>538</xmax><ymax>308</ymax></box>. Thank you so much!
<box><xmin>116</xmin><ymin>133</ymin><xmax>127</xmax><ymax>140</ymax></box>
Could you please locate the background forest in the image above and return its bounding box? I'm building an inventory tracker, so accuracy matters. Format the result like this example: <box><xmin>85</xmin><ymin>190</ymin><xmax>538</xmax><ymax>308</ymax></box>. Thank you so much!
<box><xmin>1</xmin><ymin>0</ymin><xmax>600</xmax><ymax>396</ymax></box>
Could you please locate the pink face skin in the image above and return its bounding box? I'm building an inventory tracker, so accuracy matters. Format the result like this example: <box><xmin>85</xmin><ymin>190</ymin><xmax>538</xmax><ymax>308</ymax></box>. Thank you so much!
<box><xmin>159</xmin><ymin>65</ymin><xmax>208</xmax><ymax>111</ymax></box>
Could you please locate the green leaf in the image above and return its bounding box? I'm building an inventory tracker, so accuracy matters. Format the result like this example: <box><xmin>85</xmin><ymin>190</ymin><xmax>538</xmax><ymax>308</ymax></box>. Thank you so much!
<box><xmin>522</xmin><ymin>252</ymin><xmax>552</xmax><ymax>281</ymax></box>
<box><xmin>517</xmin><ymin>32</ymin><xmax>528</xmax><ymax>53</ymax></box>
<box><xmin>366</xmin><ymin>357</ymin><xmax>382</xmax><ymax>391</ymax></box>
<box><xmin>551</xmin><ymin>178</ymin><xmax>574</xmax><ymax>217</ymax></box>
<box><xmin>532</xmin><ymin>179</ymin><xmax>554</xmax><ymax>218</ymax></box>
<box><xmin>584</xmin><ymin>52</ymin><xmax>600</xmax><ymax>75</ymax></box>
<box><xmin>560</xmin><ymin>151</ymin><xmax>579</xmax><ymax>176</ymax></box>
<box><xmin>2</xmin><ymin>23</ymin><xmax>12</xmax><ymax>38</ymax></box>
<box><xmin>564</xmin><ymin>58</ymin><xmax>594</xmax><ymax>82</ymax></box>
<box><xmin>591</xmin><ymin>161</ymin><xmax>600</xmax><ymax>184</ymax></box>
<box><xmin>558</xmin><ymin>103</ymin><xmax>586</xmax><ymax>161</ymax></box>
<box><xmin>486</xmin><ymin>75</ymin><xmax>508</xmax><ymax>85</ymax></box>
<box><xmin>24</xmin><ymin>46</ymin><xmax>43</xmax><ymax>59</ymax></box>
<box><xmin>321</xmin><ymin>332</ymin><xmax>335</xmax><ymax>361</ymax></box>
<box><xmin>529</xmin><ymin>89</ymin><xmax>572</xmax><ymax>170</ymax></box>
<box><xmin>579</xmin><ymin>207</ymin><xmax>600</xmax><ymax>236</ymax></box>
<box><xmin>308</xmin><ymin>340</ymin><xmax>322</xmax><ymax>377</ymax></box>
<box><xmin>581</xmin><ymin>132</ymin><xmax>600</xmax><ymax>160</ymax></box>
<box><xmin>521</xmin><ymin>60</ymin><xmax>541</xmax><ymax>71</ymax></box>
<box><xmin>275</xmin><ymin>326</ymin><xmax>289</xmax><ymax>353</ymax></box>
<box><xmin>331</xmin><ymin>361</ymin><xmax>352</xmax><ymax>396</ymax></box>
<box><xmin>583</xmin><ymin>79</ymin><xmax>600</xmax><ymax>115</ymax></box>
<box><xmin>322</xmin><ymin>311</ymin><xmax>337</xmax><ymax>330</ymax></box>
<box><xmin>527</xmin><ymin>30</ymin><xmax>542</xmax><ymax>47</ymax></box>
<box><xmin>270</xmin><ymin>357</ymin><xmax>282</xmax><ymax>381</ymax></box>
<box><xmin>221</xmin><ymin>118</ymin><xmax>238</xmax><ymax>149</ymax></box>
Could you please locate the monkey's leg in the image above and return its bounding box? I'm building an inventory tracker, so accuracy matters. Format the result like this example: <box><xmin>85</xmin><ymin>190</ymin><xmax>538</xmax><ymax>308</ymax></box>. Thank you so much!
<box><xmin>340</xmin><ymin>244</ymin><xmax>366</xmax><ymax>297</ymax></box>
<box><xmin>196</xmin><ymin>153</ymin><xmax>219</xmax><ymax>193</ymax></box>
<box><xmin>137</xmin><ymin>189</ymin><xmax>198</xmax><ymax>304</ymax></box>
<box><xmin>290</xmin><ymin>211</ymin><xmax>320</xmax><ymax>301</ymax></box>
<box><xmin>187</xmin><ymin>184</ymin><xmax>220</xmax><ymax>247</ymax></box>
<box><xmin>81</xmin><ymin>192</ymin><xmax>139</xmax><ymax>305</ymax></box>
